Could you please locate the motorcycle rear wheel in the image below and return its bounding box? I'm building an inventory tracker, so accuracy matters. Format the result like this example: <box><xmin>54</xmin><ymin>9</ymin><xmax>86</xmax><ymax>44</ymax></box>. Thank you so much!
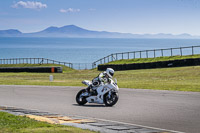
<box><xmin>76</xmin><ymin>89</ymin><xmax>87</xmax><ymax>105</ymax></box>
<box><xmin>103</xmin><ymin>92</ymin><xmax>119</xmax><ymax>106</ymax></box>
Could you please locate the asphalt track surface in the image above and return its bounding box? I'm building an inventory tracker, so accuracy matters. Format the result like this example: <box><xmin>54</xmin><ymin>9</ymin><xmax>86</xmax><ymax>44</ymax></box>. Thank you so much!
<box><xmin>0</xmin><ymin>85</ymin><xmax>200</xmax><ymax>133</ymax></box>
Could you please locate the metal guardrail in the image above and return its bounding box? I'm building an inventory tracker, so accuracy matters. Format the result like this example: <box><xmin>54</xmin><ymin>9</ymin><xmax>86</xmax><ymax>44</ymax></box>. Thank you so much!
<box><xmin>92</xmin><ymin>45</ymin><xmax>200</xmax><ymax>68</ymax></box>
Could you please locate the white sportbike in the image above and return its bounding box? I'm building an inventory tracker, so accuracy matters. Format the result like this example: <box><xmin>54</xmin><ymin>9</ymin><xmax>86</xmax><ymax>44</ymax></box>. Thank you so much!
<box><xmin>76</xmin><ymin>78</ymin><xmax>119</xmax><ymax>106</ymax></box>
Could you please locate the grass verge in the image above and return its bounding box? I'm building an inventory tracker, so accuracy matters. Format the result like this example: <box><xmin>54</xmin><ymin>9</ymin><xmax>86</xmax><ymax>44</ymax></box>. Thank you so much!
<box><xmin>0</xmin><ymin>65</ymin><xmax>200</xmax><ymax>92</ymax></box>
<box><xmin>106</xmin><ymin>54</ymin><xmax>200</xmax><ymax>64</ymax></box>
<box><xmin>0</xmin><ymin>111</ymin><xmax>95</xmax><ymax>133</ymax></box>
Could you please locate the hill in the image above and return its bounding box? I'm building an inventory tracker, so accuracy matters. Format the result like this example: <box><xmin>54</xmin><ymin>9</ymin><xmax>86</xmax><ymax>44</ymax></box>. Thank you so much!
<box><xmin>0</xmin><ymin>25</ymin><xmax>199</xmax><ymax>38</ymax></box>
<box><xmin>0</xmin><ymin>29</ymin><xmax>22</xmax><ymax>37</ymax></box>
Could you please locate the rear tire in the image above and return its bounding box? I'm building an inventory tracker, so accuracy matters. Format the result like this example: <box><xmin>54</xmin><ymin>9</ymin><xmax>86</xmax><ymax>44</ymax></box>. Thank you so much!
<box><xmin>76</xmin><ymin>89</ymin><xmax>87</xmax><ymax>105</ymax></box>
<box><xmin>103</xmin><ymin>92</ymin><xmax>119</xmax><ymax>106</ymax></box>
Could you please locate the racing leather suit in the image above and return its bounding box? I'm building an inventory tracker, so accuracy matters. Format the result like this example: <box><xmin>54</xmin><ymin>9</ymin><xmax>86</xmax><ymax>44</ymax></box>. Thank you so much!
<box><xmin>92</xmin><ymin>72</ymin><xmax>110</xmax><ymax>88</ymax></box>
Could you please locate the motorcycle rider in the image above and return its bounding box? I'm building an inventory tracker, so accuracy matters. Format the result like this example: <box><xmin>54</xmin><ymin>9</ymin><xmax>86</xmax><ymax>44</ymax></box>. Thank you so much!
<box><xmin>92</xmin><ymin>68</ymin><xmax>115</xmax><ymax>88</ymax></box>
<box><xmin>77</xmin><ymin>68</ymin><xmax>119</xmax><ymax>106</ymax></box>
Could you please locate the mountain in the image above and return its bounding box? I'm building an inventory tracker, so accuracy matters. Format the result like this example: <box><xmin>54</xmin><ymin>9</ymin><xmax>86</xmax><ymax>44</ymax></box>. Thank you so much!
<box><xmin>25</xmin><ymin>25</ymin><xmax>134</xmax><ymax>38</ymax></box>
<box><xmin>0</xmin><ymin>25</ymin><xmax>199</xmax><ymax>38</ymax></box>
<box><xmin>0</xmin><ymin>29</ymin><xmax>22</xmax><ymax>37</ymax></box>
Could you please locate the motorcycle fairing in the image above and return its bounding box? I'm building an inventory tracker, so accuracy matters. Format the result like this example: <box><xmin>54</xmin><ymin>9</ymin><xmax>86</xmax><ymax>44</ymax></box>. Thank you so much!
<box><xmin>86</xmin><ymin>85</ymin><xmax>114</xmax><ymax>104</ymax></box>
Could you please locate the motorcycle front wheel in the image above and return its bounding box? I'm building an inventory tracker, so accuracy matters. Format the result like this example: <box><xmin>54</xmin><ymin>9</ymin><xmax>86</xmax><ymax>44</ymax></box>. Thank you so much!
<box><xmin>103</xmin><ymin>92</ymin><xmax>119</xmax><ymax>106</ymax></box>
<box><xmin>76</xmin><ymin>89</ymin><xmax>87</xmax><ymax>105</ymax></box>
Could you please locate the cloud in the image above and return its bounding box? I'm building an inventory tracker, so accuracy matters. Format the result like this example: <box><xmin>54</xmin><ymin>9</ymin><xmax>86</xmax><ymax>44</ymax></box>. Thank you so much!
<box><xmin>59</xmin><ymin>8</ymin><xmax>80</xmax><ymax>13</ymax></box>
<box><xmin>12</xmin><ymin>1</ymin><xmax>47</xmax><ymax>10</ymax></box>
<box><xmin>59</xmin><ymin>9</ymin><xmax>67</xmax><ymax>13</ymax></box>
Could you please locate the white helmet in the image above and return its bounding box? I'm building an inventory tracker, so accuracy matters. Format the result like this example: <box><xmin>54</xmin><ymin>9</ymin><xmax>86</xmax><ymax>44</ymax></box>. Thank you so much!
<box><xmin>106</xmin><ymin>68</ymin><xmax>114</xmax><ymax>78</ymax></box>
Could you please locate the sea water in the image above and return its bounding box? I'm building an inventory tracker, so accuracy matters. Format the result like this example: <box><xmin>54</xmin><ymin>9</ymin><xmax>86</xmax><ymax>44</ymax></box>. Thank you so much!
<box><xmin>0</xmin><ymin>37</ymin><xmax>200</xmax><ymax>69</ymax></box>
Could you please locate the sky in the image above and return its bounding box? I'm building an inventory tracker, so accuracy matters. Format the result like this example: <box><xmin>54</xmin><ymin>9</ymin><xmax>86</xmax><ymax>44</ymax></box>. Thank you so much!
<box><xmin>0</xmin><ymin>0</ymin><xmax>200</xmax><ymax>35</ymax></box>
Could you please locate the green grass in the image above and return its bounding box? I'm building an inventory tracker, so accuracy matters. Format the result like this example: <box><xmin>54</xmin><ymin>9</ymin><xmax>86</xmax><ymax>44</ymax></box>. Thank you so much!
<box><xmin>0</xmin><ymin>64</ymin><xmax>200</xmax><ymax>92</ymax></box>
<box><xmin>106</xmin><ymin>54</ymin><xmax>200</xmax><ymax>64</ymax></box>
<box><xmin>0</xmin><ymin>111</ymin><xmax>96</xmax><ymax>133</ymax></box>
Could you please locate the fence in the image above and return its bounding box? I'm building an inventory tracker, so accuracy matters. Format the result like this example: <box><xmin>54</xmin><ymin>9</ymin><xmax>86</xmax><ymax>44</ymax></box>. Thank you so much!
<box><xmin>71</xmin><ymin>63</ymin><xmax>93</xmax><ymax>70</ymax></box>
<box><xmin>1</xmin><ymin>45</ymin><xmax>200</xmax><ymax>70</ymax></box>
<box><xmin>92</xmin><ymin>45</ymin><xmax>200</xmax><ymax>68</ymax></box>
<box><xmin>0</xmin><ymin>58</ymin><xmax>93</xmax><ymax>70</ymax></box>
<box><xmin>0</xmin><ymin>58</ymin><xmax>73</xmax><ymax>68</ymax></box>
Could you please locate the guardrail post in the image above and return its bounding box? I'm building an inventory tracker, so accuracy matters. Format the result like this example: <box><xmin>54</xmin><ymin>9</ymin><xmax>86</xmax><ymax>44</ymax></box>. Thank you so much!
<box><xmin>111</xmin><ymin>54</ymin><xmax>113</xmax><ymax>61</ymax></box>
<box><xmin>116</xmin><ymin>53</ymin><xmax>118</xmax><ymax>60</ymax></box>
<box><xmin>180</xmin><ymin>47</ymin><xmax>182</xmax><ymax>56</ymax></box>
<box><xmin>154</xmin><ymin>50</ymin><xmax>156</xmax><ymax>58</ymax></box>
<box><xmin>128</xmin><ymin>52</ymin><xmax>129</xmax><ymax>59</ymax></box>
<box><xmin>122</xmin><ymin>53</ymin><xmax>123</xmax><ymax>59</ymax></box>
<box><xmin>134</xmin><ymin>52</ymin><xmax>135</xmax><ymax>59</ymax></box>
<box><xmin>104</xmin><ymin>57</ymin><xmax>105</xmax><ymax>63</ymax></box>
<box><xmin>192</xmin><ymin>46</ymin><xmax>194</xmax><ymax>55</ymax></box>
<box><xmin>140</xmin><ymin>51</ymin><xmax>142</xmax><ymax>58</ymax></box>
<box><xmin>146</xmin><ymin>50</ymin><xmax>148</xmax><ymax>58</ymax></box>
<box><xmin>161</xmin><ymin>49</ymin><xmax>163</xmax><ymax>57</ymax></box>
<box><xmin>171</xmin><ymin>48</ymin><xmax>173</xmax><ymax>56</ymax></box>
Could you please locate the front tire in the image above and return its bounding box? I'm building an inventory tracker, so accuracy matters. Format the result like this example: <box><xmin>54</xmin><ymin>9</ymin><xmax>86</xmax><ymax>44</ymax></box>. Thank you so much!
<box><xmin>76</xmin><ymin>89</ymin><xmax>87</xmax><ymax>105</ymax></box>
<box><xmin>103</xmin><ymin>92</ymin><xmax>119</xmax><ymax>106</ymax></box>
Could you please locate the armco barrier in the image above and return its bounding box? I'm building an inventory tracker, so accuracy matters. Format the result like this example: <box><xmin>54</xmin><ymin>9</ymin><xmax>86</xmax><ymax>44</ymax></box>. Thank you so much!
<box><xmin>0</xmin><ymin>67</ymin><xmax>62</xmax><ymax>73</ymax></box>
<box><xmin>98</xmin><ymin>58</ymin><xmax>200</xmax><ymax>71</ymax></box>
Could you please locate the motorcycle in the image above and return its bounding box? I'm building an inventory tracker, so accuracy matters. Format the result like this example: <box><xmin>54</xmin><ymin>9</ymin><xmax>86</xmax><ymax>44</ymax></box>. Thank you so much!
<box><xmin>76</xmin><ymin>78</ymin><xmax>119</xmax><ymax>106</ymax></box>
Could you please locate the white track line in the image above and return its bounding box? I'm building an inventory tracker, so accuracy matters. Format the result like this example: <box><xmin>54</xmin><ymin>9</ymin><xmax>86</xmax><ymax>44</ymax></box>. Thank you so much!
<box><xmin>71</xmin><ymin>114</ymin><xmax>185</xmax><ymax>133</ymax></box>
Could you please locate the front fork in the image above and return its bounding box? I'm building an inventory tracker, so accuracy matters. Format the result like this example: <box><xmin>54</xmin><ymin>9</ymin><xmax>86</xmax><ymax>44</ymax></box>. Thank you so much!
<box><xmin>108</xmin><ymin>89</ymin><xmax>118</xmax><ymax>99</ymax></box>
<box><xmin>108</xmin><ymin>91</ymin><xmax>112</xmax><ymax>99</ymax></box>
<box><xmin>82</xmin><ymin>85</ymin><xmax>94</xmax><ymax>97</ymax></box>
<box><xmin>86</xmin><ymin>85</ymin><xmax>92</xmax><ymax>92</ymax></box>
